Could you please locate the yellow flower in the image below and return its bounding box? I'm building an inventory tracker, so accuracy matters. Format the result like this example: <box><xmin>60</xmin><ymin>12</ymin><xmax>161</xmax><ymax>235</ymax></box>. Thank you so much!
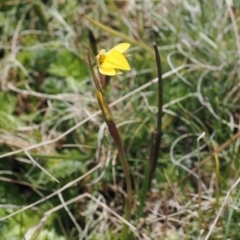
<box><xmin>95</xmin><ymin>43</ymin><xmax>131</xmax><ymax>76</ymax></box>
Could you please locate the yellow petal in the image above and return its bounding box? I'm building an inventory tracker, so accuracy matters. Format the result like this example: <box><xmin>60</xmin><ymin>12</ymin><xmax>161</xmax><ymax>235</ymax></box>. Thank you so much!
<box><xmin>101</xmin><ymin>50</ymin><xmax>130</xmax><ymax>70</ymax></box>
<box><xmin>99</xmin><ymin>67</ymin><xmax>117</xmax><ymax>76</ymax></box>
<box><xmin>108</xmin><ymin>43</ymin><xmax>130</xmax><ymax>54</ymax></box>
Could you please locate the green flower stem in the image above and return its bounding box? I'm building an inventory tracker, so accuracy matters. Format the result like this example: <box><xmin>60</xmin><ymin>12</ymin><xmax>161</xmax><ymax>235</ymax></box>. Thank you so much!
<box><xmin>87</xmin><ymin>54</ymin><xmax>132</xmax><ymax>234</ymax></box>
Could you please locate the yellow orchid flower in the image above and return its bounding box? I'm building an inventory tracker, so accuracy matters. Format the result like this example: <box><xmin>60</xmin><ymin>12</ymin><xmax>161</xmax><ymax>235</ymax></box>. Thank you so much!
<box><xmin>95</xmin><ymin>43</ymin><xmax>131</xmax><ymax>76</ymax></box>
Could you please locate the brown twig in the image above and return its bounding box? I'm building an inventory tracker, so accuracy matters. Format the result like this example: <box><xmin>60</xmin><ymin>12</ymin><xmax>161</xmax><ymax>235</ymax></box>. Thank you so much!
<box><xmin>148</xmin><ymin>42</ymin><xmax>163</xmax><ymax>189</ymax></box>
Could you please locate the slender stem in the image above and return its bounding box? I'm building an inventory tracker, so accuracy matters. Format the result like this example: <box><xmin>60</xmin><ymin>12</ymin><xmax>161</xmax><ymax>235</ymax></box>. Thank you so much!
<box><xmin>108</xmin><ymin>121</ymin><xmax>132</xmax><ymax>218</ymax></box>
<box><xmin>148</xmin><ymin>42</ymin><xmax>163</xmax><ymax>189</ymax></box>
<box><xmin>87</xmin><ymin>54</ymin><xmax>132</xmax><ymax>235</ymax></box>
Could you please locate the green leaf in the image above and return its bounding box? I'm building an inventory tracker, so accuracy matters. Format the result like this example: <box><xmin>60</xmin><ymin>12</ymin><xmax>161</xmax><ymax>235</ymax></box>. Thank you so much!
<box><xmin>0</xmin><ymin>92</ymin><xmax>17</xmax><ymax>113</ymax></box>
<box><xmin>40</xmin><ymin>77</ymin><xmax>66</xmax><ymax>94</ymax></box>
<box><xmin>48</xmin><ymin>50</ymin><xmax>88</xmax><ymax>82</ymax></box>
<box><xmin>0</xmin><ymin>92</ymin><xmax>23</xmax><ymax>128</ymax></box>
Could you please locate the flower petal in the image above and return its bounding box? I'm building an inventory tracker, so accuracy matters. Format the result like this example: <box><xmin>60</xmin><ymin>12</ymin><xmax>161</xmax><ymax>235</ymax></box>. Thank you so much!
<box><xmin>101</xmin><ymin>50</ymin><xmax>130</xmax><ymax>70</ymax></box>
<box><xmin>108</xmin><ymin>43</ymin><xmax>130</xmax><ymax>54</ymax></box>
<box><xmin>99</xmin><ymin>67</ymin><xmax>117</xmax><ymax>76</ymax></box>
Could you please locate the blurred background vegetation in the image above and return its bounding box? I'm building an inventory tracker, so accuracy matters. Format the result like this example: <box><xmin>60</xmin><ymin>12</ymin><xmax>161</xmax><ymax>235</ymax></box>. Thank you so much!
<box><xmin>1</xmin><ymin>0</ymin><xmax>240</xmax><ymax>239</ymax></box>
